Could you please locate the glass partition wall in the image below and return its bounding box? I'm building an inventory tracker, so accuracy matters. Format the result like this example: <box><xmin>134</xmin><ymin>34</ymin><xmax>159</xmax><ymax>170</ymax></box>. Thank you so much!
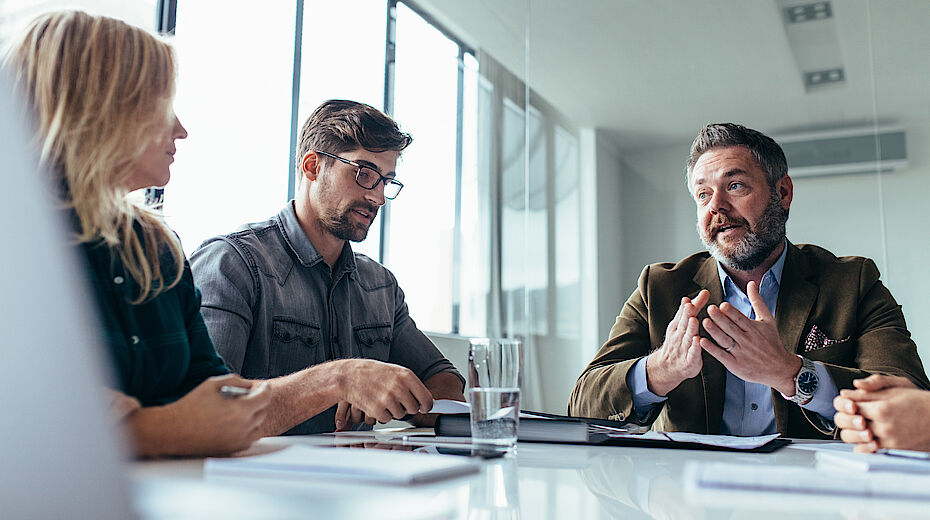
<box><xmin>517</xmin><ymin>0</ymin><xmax>930</xmax><ymax>413</ymax></box>
<box><xmin>3</xmin><ymin>1</ymin><xmax>926</xmax><ymax>416</ymax></box>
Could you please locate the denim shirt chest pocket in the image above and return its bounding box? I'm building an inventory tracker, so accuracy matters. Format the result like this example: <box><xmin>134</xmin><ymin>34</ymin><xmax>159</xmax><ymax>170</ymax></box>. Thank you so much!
<box><xmin>353</xmin><ymin>323</ymin><xmax>392</xmax><ymax>362</ymax></box>
<box><xmin>269</xmin><ymin>317</ymin><xmax>323</xmax><ymax>377</ymax></box>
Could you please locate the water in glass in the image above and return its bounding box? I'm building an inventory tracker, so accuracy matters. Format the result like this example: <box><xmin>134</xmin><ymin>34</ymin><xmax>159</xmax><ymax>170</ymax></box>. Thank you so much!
<box><xmin>469</xmin><ymin>387</ymin><xmax>520</xmax><ymax>447</ymax></box>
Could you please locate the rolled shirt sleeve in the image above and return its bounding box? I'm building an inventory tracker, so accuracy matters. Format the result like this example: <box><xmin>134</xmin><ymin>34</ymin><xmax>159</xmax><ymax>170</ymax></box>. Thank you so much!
<box><xmin>388</xmin><ymin>282</ymin><xmax>464</xmax><ymax>385</ymax></box>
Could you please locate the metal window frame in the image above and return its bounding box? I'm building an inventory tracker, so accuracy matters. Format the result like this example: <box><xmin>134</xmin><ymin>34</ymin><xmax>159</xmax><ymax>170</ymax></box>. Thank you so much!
<box><xmin>144</xmin><ymin>0</ymin><xmax>179</xmax><ymax>209</ymax></box>
<box><xmin>387</xmin><ymin>0</ymin><xmax>474</xmax><ymax>335</ymax></box>
<box><xmin>287</xmin><ymin>0</ymin><xmax>305</xmax><ymax>201</ymax></box>
<box><xmin>161</xmin><ymin>0</ymin><xmax>479</xmax><ymax>336</ymax></box>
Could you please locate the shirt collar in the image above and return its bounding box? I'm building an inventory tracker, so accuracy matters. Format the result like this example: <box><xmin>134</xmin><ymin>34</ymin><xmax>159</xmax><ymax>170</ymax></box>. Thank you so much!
<box><xmin>716</xmin><ymin>239</ymin><xmax>788</xmax><ymax>297</ymax></box>
<box><xmin>277</xmin><ymin>201</ymin><xmax>357</xmax><ymax>273</ymax></box>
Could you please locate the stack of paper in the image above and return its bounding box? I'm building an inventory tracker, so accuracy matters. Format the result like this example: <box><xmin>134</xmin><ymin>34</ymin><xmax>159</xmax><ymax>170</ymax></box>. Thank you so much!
<box><xmin>815</xmin><ymin>450</ymin><xmax>930</xmax><ymax>474</ymax></box>
<box><xmin>205</xmin><ymin>445</ymin><xmax>480</xmax><ymax>485</ymax></box>
<box><xmin>685</xmin><ymin>460</ymin><xmax>930</xmax><ymax>500</ymax></box>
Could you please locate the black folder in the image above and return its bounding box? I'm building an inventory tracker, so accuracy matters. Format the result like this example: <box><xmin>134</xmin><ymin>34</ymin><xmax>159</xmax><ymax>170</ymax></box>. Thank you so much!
<box><xmin>434</xmin><ymin>413</ymin><xmax>790</xmax><ymax>453</ymax></box>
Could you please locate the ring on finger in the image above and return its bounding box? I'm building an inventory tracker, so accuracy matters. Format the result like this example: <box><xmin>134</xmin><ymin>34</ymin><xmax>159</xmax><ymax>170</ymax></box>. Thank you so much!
<box><xmin>723</xmin><ymin>337</ymin><xmax>736</xmax><ymax>353</ymax></box>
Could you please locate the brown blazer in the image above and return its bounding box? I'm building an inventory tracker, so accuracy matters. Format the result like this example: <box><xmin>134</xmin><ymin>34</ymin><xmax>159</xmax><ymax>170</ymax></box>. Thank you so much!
<box><xmin>568</xmin><ymin>242</ymin><xmax>930</xmax><ymax>438</ymax></box>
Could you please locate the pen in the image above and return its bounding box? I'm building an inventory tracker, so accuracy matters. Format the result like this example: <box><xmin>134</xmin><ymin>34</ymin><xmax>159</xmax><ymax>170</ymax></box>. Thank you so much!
<box><xmin>876</xmin><ymin>448</ymin><xmax>930</xmax><ymax>460</ymax></box>
<box><xmin>219</xmin><ymin>385</ymin><xmax>251</xmax><ymax>398</ymax></box>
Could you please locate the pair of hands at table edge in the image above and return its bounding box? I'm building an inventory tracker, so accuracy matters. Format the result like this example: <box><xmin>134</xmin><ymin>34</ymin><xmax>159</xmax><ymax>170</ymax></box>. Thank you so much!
<box><xmin>834</xmin><ymin>374</ymin><xmax>930</xmax><ymax>453</ymax></box>
<box><xmin>645</xmin><ymin>284</ymin><xmax>802</xmax><ymax>399</ymax></box>
<box><xmin>122</xmin><ymin>359</ymin><xmax>464</xmax><ymax>458</ymax></box>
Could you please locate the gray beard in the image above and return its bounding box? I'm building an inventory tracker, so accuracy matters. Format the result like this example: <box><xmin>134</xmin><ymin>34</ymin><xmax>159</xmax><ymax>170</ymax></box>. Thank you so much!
<box><xmin>699</xmin><ymin>192</ymin><xmax>788</xmax><ymax>271</ymax></box>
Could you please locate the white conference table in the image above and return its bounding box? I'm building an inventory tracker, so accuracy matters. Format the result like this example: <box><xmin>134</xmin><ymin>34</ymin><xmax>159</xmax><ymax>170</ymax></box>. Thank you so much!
<box><xmin>130</xmin><ymin>431</ymin><xmax>929</xmax><ymax>519</ymax></box>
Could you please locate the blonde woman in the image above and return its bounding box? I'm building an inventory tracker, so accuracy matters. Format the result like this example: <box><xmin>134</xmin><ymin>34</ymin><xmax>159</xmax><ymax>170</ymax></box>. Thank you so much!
<box><xmin>5</xmin><ymin>10</ymin><xmax>433</xmax><ymax>457</ymax></box>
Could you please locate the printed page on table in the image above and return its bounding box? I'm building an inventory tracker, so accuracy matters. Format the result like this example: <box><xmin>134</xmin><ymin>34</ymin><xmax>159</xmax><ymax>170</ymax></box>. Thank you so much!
<box><xmin>609</xmin><ymin>431</ymin><xmax>781</xmax><ymax>450</ymax></box>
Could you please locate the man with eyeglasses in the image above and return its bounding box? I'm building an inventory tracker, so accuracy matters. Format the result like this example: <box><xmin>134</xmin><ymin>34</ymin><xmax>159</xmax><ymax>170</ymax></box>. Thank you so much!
<box><xmin>191</xmin><ymin>100</ymin><xmax>465</xmax><ymax>435</ymax></box>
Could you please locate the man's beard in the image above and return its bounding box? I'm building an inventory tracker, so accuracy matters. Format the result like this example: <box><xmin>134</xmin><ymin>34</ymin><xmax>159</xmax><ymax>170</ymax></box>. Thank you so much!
<box><xmin>698</xmin><ymin>191</ymin><xmax>788</xmax><ymax>271</ymax></box>
<box><xmin>322</xmin><ymin>203</ymin><xmax>378</xmax><ymax>242</ymax></box>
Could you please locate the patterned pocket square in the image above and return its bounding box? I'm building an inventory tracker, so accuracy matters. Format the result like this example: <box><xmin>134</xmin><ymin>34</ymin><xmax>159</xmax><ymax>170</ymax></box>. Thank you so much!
<box><xmin>804</xmin><ymin>324</ymin><xmax>850</xmax><ymax>352</ymax></box>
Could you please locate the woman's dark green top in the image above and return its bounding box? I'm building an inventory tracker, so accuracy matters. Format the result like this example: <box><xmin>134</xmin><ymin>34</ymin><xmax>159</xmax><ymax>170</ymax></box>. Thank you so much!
<box><xmin>80</xmin><ymin>237</ymin><xmax>230</xmax><ymax>406</ymax></box>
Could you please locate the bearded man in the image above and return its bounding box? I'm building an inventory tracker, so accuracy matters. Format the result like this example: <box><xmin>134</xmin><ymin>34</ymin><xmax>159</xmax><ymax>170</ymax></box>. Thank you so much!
<box><xmin>191</xmin><ymin>100</ymin><xmax>464</xmax><ymax>435</ymax></box>
<box><xmin>568</xmin><ymin>123</ymin><xmax>928</xmax><ymax>438</ymax></box>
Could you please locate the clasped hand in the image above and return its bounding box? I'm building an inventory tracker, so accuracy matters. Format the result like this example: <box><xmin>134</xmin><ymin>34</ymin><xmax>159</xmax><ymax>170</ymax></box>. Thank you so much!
<box><xmin>833</xmin><ymin>374</ymin><xmax>926</xmax><ymax>453</ymax></box>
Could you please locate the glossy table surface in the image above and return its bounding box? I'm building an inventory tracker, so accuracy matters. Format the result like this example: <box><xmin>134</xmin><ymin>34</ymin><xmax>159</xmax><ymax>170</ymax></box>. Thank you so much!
<box><xmin>130</xmin><ymin>432</ymin><xmax>930</xmax><ymax>519</ymax></box>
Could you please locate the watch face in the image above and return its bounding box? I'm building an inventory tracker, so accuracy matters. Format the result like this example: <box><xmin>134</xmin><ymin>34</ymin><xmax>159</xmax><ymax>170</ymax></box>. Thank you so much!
<box><xmin>798</xmin><ymin>370</ymin><xmax>819</xmax><ymax>395</ymax></box>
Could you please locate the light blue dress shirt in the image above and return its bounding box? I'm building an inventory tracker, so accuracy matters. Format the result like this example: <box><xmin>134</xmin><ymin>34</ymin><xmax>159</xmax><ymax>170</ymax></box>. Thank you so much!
<box><xmin>627</xmin><ymin>244</ymin><xmax>838</xmax><ymax>435</ymax></box>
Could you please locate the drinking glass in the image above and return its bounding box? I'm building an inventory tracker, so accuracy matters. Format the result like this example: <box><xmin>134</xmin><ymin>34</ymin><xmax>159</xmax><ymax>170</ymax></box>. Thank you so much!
<box><xmin>468</xmin><ymin>338</ymin><xmax>522</xmax><ymax>450</ymax></box>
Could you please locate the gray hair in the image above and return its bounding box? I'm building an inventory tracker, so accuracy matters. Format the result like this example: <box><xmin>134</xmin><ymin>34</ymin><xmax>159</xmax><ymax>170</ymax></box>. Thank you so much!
<box><xmin>685</xmin><ymin>123</ymin><xmax>788</xmax><ymax>187</ymax></box>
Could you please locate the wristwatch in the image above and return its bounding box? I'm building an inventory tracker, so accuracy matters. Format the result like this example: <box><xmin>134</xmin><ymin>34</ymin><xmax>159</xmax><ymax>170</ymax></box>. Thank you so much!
<box><xmin>783</xmin><ymin>356</ymin><xmax>819</xmax><ymax>405</ymax></box>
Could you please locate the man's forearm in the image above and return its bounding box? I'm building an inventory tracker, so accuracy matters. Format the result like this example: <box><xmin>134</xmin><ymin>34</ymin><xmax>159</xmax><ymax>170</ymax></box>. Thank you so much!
<box><xmin>408</xmin><ymin>371</ymin><xmax>465</xmax><ymax>427</ymax></box>
<box><xmin>257</xmin><ymin>361</ymin><xmax>345</xmax><ymax>436</ymax></box>
<box><xmin>424</xmin><ymin>371</ymin><xmax>465</xmax><ymax>400</ymax></box>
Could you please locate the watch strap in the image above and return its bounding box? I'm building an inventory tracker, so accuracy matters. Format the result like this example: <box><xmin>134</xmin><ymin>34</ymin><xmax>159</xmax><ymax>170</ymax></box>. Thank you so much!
<box><xmin>782</xmin><ymin>356</ymin><xmax>817</xmax><ymax>404</ymax></box>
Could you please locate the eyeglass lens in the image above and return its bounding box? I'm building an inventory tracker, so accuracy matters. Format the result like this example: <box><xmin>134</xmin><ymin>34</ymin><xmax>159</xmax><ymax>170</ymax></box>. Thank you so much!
<box><xmin>356</xmin><ymin>167</ymin><xmax>401</xmax><ymax>199</ymax></box>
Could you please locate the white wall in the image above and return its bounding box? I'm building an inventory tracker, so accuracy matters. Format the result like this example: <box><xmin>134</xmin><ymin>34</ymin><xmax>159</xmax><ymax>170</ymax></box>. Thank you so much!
<box><xmin>592</xmin><ymin>131</ymin><xmax>631</xmax><ymax>346</ymax></box>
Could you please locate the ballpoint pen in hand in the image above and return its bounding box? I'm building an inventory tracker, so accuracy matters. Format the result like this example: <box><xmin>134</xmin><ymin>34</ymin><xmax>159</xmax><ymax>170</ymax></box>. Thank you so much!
<box><xmin>219</xmin><ymin>385</ymin><xmax>251</xmax><ymax>398</ymax></box>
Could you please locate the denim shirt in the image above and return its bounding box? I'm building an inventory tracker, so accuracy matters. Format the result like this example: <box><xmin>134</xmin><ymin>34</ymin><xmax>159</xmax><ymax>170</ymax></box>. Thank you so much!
<box><xmin>190</xmin><ymin>201</ymin><xmax>463</xmax><ymax>434</ymax></box>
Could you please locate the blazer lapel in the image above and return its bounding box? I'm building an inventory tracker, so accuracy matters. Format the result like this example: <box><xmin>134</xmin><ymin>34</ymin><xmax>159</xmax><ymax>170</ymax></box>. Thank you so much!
<box><xmin>773</xmin><ymin>242</ymin><xmax>818</xmax><ymax>433</ymax></box>
<box><xmin>776</xmin><ymin>242</ymin><xmax>818</xmax><ymax>355</ymax></box>
<box><xmin>693</xmin><ymin>256</ymin><xmax>726</xmax><ymax>434</ymax></box>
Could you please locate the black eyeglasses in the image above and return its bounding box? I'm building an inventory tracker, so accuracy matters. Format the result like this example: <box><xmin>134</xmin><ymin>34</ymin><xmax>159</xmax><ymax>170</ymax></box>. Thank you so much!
<box><xmin>315</xmin><ymin>150</ymin><xmax>404</xmax><ymax>200</ymax></box>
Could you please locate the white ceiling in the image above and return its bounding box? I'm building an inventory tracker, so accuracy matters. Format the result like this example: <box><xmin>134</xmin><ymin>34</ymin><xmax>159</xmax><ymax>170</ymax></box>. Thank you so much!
<box><xmin>413</xmin><ymin>0</ymin><xmax>930</xmax><ymax>151</ymax></box>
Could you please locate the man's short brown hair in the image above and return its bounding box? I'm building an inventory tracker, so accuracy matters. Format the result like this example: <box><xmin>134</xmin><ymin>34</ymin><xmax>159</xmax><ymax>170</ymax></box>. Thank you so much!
<box><xmin>296</xmin><ymin>99</ymin><xmax>412</xmax><ymax>170</ymax></box>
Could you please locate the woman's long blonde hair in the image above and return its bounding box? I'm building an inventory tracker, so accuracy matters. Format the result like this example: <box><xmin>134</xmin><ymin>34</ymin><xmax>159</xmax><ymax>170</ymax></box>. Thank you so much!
<box><xmin>5</xmin><ymin>10</ymin><xmax>184</xmax><ymax>303</ymax></box>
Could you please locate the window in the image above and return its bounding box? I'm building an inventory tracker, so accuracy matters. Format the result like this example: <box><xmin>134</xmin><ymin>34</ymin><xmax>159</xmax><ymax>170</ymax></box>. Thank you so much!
<box><xmin>386</xmin><ymin>3</ymin><xmax>461</xmax><ymax>333</ymax></box>
<box><xmin>163</xmin><ymin>2</ymin><xmax>295</xmax><ymax>253</ymax></box>
<box><xmin>0</xmin><ymin>1</ymin><xmax>156</xmax><ymax>43</ymax></box>
<box><xmin>295</xmin><ymin>0</ymin><xmax>387</xmax><ymax>260</ymax></box>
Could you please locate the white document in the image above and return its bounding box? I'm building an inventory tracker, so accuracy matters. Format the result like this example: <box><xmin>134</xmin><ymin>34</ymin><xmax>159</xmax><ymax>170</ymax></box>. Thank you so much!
<box><xmin>205</xmin><ymin>445</ymin><xmax>480</xmax><ymax>485</ymax></box>
<box><xmin>429</xmin><ymin>399</ymin><xmax>471</xmax><ymax>414</ymax></box>
<box><xmin>816</xmin><ymin>450</ymin><xmax>930</xmax><ymax>474</ymax></box>
<box><xmin>608</xmin><ymin>431</ymin><xmax>781</xmax><ymax>450</ymax></box>
<box><xmin>429</xmin><ymin>399</ymin><xmax>536</xmax><ymax>419</ymax></box>
<box><xmin>685</xmin><ymin>461</ymin><xmax>930</xmax><ymax>500</ymax></box>
<box><xmin>786</xmin><ymin>441</ymin><xmax>855</xmax><ymax>453</ymax></box>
